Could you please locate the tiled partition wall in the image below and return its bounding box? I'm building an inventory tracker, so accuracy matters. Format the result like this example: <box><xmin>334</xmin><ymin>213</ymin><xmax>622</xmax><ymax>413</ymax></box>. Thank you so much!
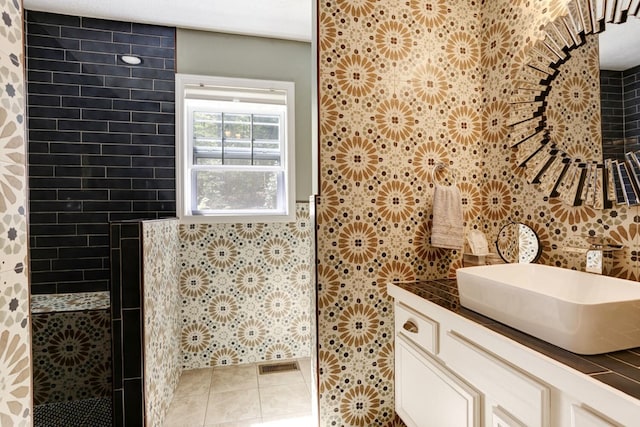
<box><xmin>0</xmin><ymin>0</ymin><xmax>31</xmax><ymax>424</ymax></box>
<box><xmin>178</xmin><ymin>203</ymin><xmax>312</xmax><ymax>368</ymax></box>
<box><xmin>110</xmin><ymin>218</ymin><xmax>181</xmax><ymax>427</ymax></box>
<box><xmin>314</xmin><ymin>0</ymin><xmax>637</xmax><ymax>425</ymax></box>
<box><xmin>26</xmin><ymin>10</ymin><xmax>176</xmax><ymax>295</ymax></box>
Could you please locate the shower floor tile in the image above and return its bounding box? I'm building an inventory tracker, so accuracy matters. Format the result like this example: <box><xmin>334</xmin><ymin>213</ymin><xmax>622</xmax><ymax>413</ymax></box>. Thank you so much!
<box><xmin>34</xmin><ymin>397</ymin><xmax>111</xmax><ymax>427</ymax></box>
<box><xmin>165</xmin><ymin>357</ymin><xmax>314</xmax><ymax>427</ymax></box>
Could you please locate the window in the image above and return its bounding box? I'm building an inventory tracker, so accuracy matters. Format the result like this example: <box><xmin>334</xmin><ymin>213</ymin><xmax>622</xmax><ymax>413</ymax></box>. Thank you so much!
<box><xmin>176</xmin><ymin>74</ymin><xmax>295</xmax><ymax>222</ymax></box>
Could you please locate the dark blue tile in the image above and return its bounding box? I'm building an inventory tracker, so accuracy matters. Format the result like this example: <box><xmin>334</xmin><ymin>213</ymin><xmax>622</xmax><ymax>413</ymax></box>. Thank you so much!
<box><xmin>29</xmin><ymin>130</ymin><xmax>81</xmax><ymax>142</ymax></box>
<box><xmin>27</xmin><ymin>22</ymin><xmax>61</xmax><ymax>37</ymax></box>
<box><xmin>28</xmin><ymin>94</ymin><xmax>61</xmax><ymax>106</ymax></box>
<box><xmin>62</xmin><ymin>96</ymin><xmax>112</xmax><ymax>109</ymax></box>
<box><xmin>82</xmin><ymin>63</ymin><xmax>131</xmax><ymax>77</ymax></box>
<box><xmin>27</xmin><ymin>70</ymin><xmax>52</xmax><ymax>82</ymax></box>
<box><xmin>105</xmin><ymin>76</ymin><xmax>153</xmax><ymax>90</ymax></box>
<box><xmin>50</xmin><ymin>142</ymin><xmax>101</xmax><ymax>154</ymax></box>
<box><xmin>81</xmin><ymin>132</ymin><xmax>131</xmax><ymax>144</ymax></box>
<box><xmin>112</xmin><ymin>99</ymin><xmax>160</xmax><ymax>112</ymax></box>
<box><xmin>28</xmin><ymin>11</ymin><xmax>80</xmax><ymax>27</ymax></box>
<box><xmin>123</xmin><ymin>378</ymin><xmax>143</xmax><ymax>426</ymax></box>
<box><xmin>82</xmin><ymin>17</ymin><xmax>132</xmax><ymax>33</ymax></box>
<box><xmin>81</xmin><ymin>40</ymin><xmax>131</xmax><ymax>55</ymax></box>
<box><xmin>82</xmin><ymin>109</ymin><xmax>130</xmax><ymax>121</ymax></box>
<box><xmin>58</xmin><ymin>119</ymin><xmax>108</xmax><ymax>132</ymax></box>
<box><xmin>109</xmin><ymin>122</ymin><xmax>156</xmax><ymax>134</ymax></box>
<box><xmin>101</xmin><ymin>144</ymin><xmax>149</xmax><ymax>156</ymax></box>
<box><xmin>81</xmin><ymin>86</ymin><xmax>131</xmax><ymax>99</ymax></box>
<box><xmin>28</xmin><ymin>82</ymin><xmax>80</xmax><ymax>96</ymax></box>
<box><xmin>113</xmin><ymin>32</ymin><xmax>161</xmax><ymax>47</ymax></box>
<box><xmin>61</xmin><ymin>26</ymin><xmax>112</xmax><ymax>42</ymax></box>
<box><xmin>27</xmin><ymin>34</ymin><xmax>80</xmax><ymax>50</ymax></box>
<box><xmin>52</xmin><ymin>72</ymin><xmax>105</xmax><ymax>86</ymax></box>
<box><xmin>107</xmin><ymin>167</ymin><xmax>154</xmax><ymax>178</ymax></box>
<box><xmin>27</xmin><ymin>46</ymin><xmax>64</xmax><ymax>60</ymax></box>
<box><xmin>29</xmin><ymin>106</ymin><xmax>80</xmax><ymax>119</ymax></box>
<box><xmin>27</xmin><ymin>58</ymin><xmax>81</xmax><ymax>73</ymax></box>
<box><xmin>29</xmin><ymin>153</ymin><xmax>81</xmax><ymax>165</ymax></box>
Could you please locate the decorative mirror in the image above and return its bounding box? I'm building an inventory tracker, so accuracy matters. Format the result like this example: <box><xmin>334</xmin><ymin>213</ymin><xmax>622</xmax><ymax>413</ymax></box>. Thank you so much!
<box><xmin>496</xmin><ymin>223</ymin><xmax>542</xmax><ymax>264</ymax></box>
<box><xmin>510</xmin><ymin>0</ymin><xmax>640</xmax><ymax>208</ymax></box>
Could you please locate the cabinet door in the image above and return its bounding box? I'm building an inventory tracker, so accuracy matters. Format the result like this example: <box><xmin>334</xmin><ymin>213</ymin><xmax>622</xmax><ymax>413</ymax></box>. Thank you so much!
<box><xmin>571</xmin><ymin>405</ymin><xmax>623</xmax><ymax>427</ymax></box>
<box><xmin>396</xmin><ymin>335</ymin><xmax>481</xmax><ymax>427</ymax></box>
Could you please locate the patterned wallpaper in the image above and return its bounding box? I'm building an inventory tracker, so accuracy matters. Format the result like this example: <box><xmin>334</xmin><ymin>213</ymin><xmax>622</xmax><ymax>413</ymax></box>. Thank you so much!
<box><xmin>315</xmin><ymin>0</ymin><xmax>619</xmax><ymax>425</ymax></box>
<box><xmin>178</xmin><ymin>203</ymin><xmax>312</xmax><ymax>369</ymax></box>
<box><xmin>142</xmin><ymin>219</ymin><xmax>182</xmax><ymax>427</ymax></box>
<box><xmin>0</xmin><ymin>0</ymin><xmax>32</xmax><ymax>425</ymax></box>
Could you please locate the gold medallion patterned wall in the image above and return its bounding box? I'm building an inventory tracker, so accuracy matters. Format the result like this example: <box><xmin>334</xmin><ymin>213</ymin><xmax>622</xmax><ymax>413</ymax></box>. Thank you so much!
<box><xmin>178</xmin><ymin>203</ymin><xmax>312</xmax><ymax>369</ymax></box>
<box><xmin>315</xmin><ymin>0</ymin><xmax>628</xmax><ymax>425</ymax></box>
<box><xmin>0</xmin><ymin>0</ymin><xmax>31</xmax><ymax>425</ymax></box>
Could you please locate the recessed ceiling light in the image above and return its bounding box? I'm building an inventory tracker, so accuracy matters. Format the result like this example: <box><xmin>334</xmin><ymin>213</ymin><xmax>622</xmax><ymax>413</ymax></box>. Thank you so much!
<box><xmin>120</xmin><ymin>55</ymin><xmax>142</xmax><ymax>65</ymax></box>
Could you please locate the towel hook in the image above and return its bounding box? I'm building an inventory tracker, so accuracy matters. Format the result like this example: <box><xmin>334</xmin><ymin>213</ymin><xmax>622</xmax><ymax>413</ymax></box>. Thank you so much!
<box><xmin>433</xmin><ymin>162</ymin><xmax>457</xmax><ymax>186</ymax></box>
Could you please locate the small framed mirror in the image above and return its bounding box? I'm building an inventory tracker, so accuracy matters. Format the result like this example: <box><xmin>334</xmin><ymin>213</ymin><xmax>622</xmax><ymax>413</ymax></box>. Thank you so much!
<box><xmin>496</xmin><ymin>223</ymin><xmax>541</xmax><ymax>264</ymax></box>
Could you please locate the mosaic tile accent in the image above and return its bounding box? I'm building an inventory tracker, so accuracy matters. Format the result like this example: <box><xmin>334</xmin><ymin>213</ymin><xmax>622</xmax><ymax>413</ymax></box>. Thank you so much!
<box><xmin>31</xmin><ymin>292</ymin><xmax>110</xmax><ymax>314</ymax></box>
<box><xmin>178</xmin><ymin>202</ymin><xmax>312</xmax><ymax>369</ymax></box>
<box><xmin>142</xmin><ymin>219</ymin><xmax>181</xmax><ymax>427</ymax></box>
<box><xmin>316</xmin><ymin>0</ymin><xmax>604</xmax><ymax>425</ymax></box>
<box><xmin>31</xmin><ymin>310</ymin><xmax>111</xmax><ymax>406</ymax></box>
<box><xmin>0</xmin><ymin>0</ymin><xmax>31</xmax><ymax>425</ymax></box>
<box><xmin>34</xmin><ymin>397</ymin><xmax>111</xmax><ymax>427</ymax></box>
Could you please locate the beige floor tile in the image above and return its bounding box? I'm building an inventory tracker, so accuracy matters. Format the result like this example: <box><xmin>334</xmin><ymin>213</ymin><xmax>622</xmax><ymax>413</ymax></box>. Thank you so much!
<box><xmin>298</xmin><ymin>358</ymin><xmax>313</xmax><ymax>385</ymax></box>
<box><xmin>174</xmin><ymin>368</ymin><xmax>214</xmax><ymax>399</ymax></box>
<box><xmin>211</xmin><ymin>365</ymin><xmax>258</xmax><ymax>393</ymax></box>
<box><xmin>257</xmin><ymin>369</ymin><xmax>305</xmax><ymax>388</ymax></box>
<box><xmin>203</xmin><ymin>419</ymin><xmax>262</xmax><ymax>427</ymax></box>
<box><xmin>259</xmin><ymin>383</ymin><xmax>311</xmax><ymax>418</ymax></box>
<box><xmin>164</xmin><ymin>393</ymin><xmax>209</xmax><ymax>427</ymax></box>
<box><xmin>260</xmin><ymin>412</ymin><xmax>315</xmax><ymax>426</ymax></box>
<box><xmin>205</xmin><ymin>388</ymin><xmax>261</xmax><ymax>425</ymax></box>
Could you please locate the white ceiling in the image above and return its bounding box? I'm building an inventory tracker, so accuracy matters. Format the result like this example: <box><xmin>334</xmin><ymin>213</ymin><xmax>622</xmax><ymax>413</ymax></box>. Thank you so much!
<box><xmin>599</xmin><ymin>18</ymin><xmax>640</xmax><ymax>71</ymax></box>
<box><xmin>23</xmin><ymin>0</ymin><xmax>313</xmax><ymax>42</ymax></box>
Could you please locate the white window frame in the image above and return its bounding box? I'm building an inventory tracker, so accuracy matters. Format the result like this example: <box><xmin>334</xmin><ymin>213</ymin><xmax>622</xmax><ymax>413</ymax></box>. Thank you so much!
<box><xmin>176</xmin><ymin>74</ymin><xmax>296</xmax><ymax>223</ymax></box>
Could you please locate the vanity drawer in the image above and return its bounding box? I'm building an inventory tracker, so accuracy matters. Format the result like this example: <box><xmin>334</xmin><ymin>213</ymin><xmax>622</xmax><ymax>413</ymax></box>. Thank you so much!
<box><xmin>395</xmin><ymin>302</ymin><xmax>439</xmax><ymax>355</ymax></box>
<box><xmin>443</xmin><ymin>329</ymin><xmax>550</xmax><ymax>427</ymax></box>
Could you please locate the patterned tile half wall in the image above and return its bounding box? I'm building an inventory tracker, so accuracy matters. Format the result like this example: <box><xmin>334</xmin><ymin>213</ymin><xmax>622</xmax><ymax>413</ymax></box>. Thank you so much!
<box><xmin>0</xmin><ymin>0</ymin><xmax>31</xmax><ymax>425</ymax></box>
<box><xmin>178</xmin><ymin>202</ymin><xmax>312</xmax><ymax>369</ymax></box>
<box><xmin>110</xmin><ymin>218</ymin><xmax>181</xmax><ymax>427</ymax></box>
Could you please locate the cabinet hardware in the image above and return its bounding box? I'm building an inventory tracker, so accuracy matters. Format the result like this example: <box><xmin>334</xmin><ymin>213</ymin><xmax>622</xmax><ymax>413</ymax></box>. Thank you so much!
<box><xmin>403</xmin><ymin>320</ymin><xmax>419</xmax><ymax>333</ymax></box>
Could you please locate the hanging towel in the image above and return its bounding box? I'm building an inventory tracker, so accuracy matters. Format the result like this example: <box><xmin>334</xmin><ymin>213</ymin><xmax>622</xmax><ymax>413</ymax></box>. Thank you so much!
<box><xmin>431</xmin><ymin>184</ymin><xmax>464</xmax><ymax>250</ymax></box>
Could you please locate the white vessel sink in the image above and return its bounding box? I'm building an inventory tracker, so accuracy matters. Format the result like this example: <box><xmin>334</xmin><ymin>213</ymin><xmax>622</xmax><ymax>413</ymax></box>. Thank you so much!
<box><xmin>456</xmin><ymin>264</ymin><xmax>640</xmax><ymax>355</ymax></box>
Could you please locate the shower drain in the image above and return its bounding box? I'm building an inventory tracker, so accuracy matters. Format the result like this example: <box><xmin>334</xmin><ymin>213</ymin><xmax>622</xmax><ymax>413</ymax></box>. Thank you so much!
<box><xmin>258</xmin><ymin>361</ymin><xmax>300</xmax><ymax>375</ymax></box>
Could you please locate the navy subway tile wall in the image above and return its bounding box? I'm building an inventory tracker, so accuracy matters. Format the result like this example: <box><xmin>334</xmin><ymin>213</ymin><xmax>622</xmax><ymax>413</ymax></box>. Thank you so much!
<box><xmin>26</xmin><ymin>11</ymin><xmax>176</xmax><ymax>295</ymax></box>
<box><xmin>624</xmin><ymin>65</ymin><xmax>640</xmax><ymax>139</ymax></box>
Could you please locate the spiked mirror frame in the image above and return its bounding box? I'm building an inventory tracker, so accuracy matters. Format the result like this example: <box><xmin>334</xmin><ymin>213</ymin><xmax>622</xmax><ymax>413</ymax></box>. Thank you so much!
<box><xmin>510</xmin><ymin>0</ymin><xmax>640</xmax><ymax>209</ymax></box>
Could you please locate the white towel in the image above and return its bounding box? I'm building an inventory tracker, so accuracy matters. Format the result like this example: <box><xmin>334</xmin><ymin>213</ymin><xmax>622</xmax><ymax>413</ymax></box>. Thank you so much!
<box><xmin>431</xmin><ymin>184</ymin><xmax>464</xmax><ymax>250</ymax></box>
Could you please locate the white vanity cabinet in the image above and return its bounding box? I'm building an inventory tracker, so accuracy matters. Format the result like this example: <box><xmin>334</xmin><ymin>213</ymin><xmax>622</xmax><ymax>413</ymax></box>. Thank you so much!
<box><xmin>388</xmin><ymin>283</ymin><xmax>640</xmax><ymax>427</ymax></box>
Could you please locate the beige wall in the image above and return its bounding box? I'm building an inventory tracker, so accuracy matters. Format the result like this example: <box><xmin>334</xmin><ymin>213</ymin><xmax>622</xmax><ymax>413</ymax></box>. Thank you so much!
<box><xmin>176</xmin><ymin>29</ymin><xmax>313</xmax><ymax>201</ymax></box>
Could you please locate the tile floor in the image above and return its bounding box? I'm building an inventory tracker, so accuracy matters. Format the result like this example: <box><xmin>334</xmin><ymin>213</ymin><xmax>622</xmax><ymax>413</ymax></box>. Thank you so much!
<box><xmin>164</xmin><ymin>358</ymin><xmax>314</xmax><ymax>427</ymax></box>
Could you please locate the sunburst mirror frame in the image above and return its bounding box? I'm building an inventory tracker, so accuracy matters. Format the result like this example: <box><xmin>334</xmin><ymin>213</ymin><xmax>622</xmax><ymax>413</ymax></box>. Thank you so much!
<box><xmin>510</xmin><ymin>0</ymin><xmax>640</xmax><ymax>209</ymax></box>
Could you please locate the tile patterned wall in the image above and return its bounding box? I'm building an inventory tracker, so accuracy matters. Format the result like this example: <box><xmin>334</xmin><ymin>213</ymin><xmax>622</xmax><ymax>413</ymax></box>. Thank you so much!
<box><xmin>142</xmin><ymin>219</ymin><xmax>181</xmax><ymax>427</ymax></box>
<box><xmin>0</xmin><ymin>0</ymin><xmax>32</xmax><ymax>425</ymax></box>
<box><xmin>32</xmin><ymin>309</ymin><xmax>111</xmax><ymax>405</ymax></box>
<box><xmin>178</xmin><ymin>203</ymin><xmax>312</xmax><ymax>369</ymax></box>
<box><xmin>315</xmin><ymin>0</ymin><xmax>626</xmax><ymax>425</ymax></box>
<box><xmin>110</xmin><ymin>218</ymin><xmax>181</xmax><ymax>427</ymax></box>
<box><xmin>25</xmin><ymin>10</ymin><xmax>176</xmax><ymax>295</ymax></box>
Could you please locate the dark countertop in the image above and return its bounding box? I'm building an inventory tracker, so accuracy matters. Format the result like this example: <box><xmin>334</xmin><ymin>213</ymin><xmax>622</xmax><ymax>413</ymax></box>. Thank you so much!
<box><xmin>393</xmin><ymin>279</ymin><xmax>640</xmax><ymax>401</ymax></box>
